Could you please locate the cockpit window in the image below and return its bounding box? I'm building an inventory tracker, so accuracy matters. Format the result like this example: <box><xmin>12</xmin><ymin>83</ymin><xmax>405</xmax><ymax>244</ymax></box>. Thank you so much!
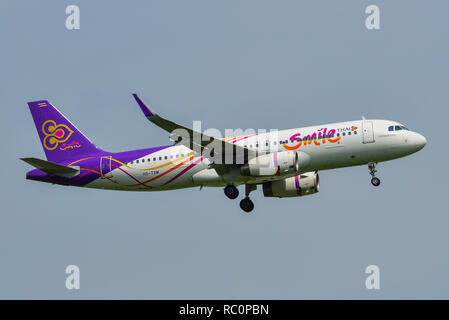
<box><xmin>389</xmin><ymin>125</ymin><xmax>410</xmax><ymax>132</ymax></box>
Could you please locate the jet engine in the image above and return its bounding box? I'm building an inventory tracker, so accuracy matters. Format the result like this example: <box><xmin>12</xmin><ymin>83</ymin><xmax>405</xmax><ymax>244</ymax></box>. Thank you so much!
<box><xmin>240</xmin><ymin>151</ymin><xmax>311</xmax><ymax>176</ymax></box>
<box><xmin>262</xmin><ymin>172</ymin><xmax>320</xmax><ymax>198</ymax></box>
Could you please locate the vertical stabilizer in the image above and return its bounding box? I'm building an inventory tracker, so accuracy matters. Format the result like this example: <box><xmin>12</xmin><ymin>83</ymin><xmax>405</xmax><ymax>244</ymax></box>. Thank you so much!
<box><xmin>27</xmin><ymin>100</ymin><xmax>101</xmax><ymax>162</ymax></box>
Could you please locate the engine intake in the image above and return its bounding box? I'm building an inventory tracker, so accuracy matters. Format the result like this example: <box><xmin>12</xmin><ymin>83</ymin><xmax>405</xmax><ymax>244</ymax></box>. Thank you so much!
<box><xmin>263</xmin><ymin>172</ymin><xmax>320</xmax><ymax>198</ymax></box>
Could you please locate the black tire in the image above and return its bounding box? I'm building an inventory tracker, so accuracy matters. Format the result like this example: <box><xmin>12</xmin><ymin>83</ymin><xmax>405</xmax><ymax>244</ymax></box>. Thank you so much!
<box><xmin>224</xmin><ymin>185</ymin><xmax>239</xmax><ymax>199</ymax></box>
<box><xmin>240</xmin><ymin>197</ymin><xmax>254</xmax><ymax>213</ymax></box>
<box><xmin>371</xmin><ymin>177</ymin><xmax>381</xmax><ymax>187</ymax></box>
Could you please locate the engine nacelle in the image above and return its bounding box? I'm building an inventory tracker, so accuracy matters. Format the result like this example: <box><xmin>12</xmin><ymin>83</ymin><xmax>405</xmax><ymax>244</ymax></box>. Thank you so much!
<box><xmin>241</xmin><ymin>151</ymin><xmax>311</xmax><ymax>176</ymax></box>
<box><xmin>263</xmin><ymin>172</ymin><xmax>320</xmax><ymax>198</ymax></box>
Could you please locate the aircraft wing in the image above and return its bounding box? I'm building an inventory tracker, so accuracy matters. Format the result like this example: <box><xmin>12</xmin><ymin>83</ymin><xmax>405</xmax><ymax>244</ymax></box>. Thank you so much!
<box><xmin>132</xmin><ymin>94</ymin><xmax>256</xmax><ymax>164</ymax></box>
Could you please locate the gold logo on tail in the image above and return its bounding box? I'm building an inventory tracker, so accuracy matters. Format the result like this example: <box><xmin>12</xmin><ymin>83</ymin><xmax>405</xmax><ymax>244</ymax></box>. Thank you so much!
<box><xmin>41</xmin><ymin>120</ymin><xmax>73</xmax><ymax>150</ymax></box>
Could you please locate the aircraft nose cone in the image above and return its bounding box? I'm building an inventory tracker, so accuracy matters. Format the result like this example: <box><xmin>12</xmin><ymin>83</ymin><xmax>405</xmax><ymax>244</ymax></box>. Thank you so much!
<box><xmin>415</xmin><ymin>133</ymin><xmax>427</xmax><ymax>150</ymax></box>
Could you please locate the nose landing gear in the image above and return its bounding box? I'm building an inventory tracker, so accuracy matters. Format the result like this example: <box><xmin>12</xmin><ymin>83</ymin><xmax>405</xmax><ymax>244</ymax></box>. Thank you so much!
<box><xmin>368</xmin><ymin>162</ymin><xmax>381</xmax><ymax>186</ymax></box>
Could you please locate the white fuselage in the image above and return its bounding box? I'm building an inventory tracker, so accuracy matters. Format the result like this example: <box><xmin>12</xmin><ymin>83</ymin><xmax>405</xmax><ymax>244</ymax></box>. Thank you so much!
<box><xmin>85</xmin><ymin>119</ymin><xmax>426</xmax><ymax>191</ymax></box>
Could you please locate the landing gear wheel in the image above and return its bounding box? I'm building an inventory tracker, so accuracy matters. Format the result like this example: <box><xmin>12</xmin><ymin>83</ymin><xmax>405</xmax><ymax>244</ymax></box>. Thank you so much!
<box><xmin>368</xmin><ymin>162</ymin><xmax>381</xmax><ymax>187</ymax></box>
<box><xmin>224</xmin><ymin>185</ymin><xmax>239</xmax><ymax>199</ymax></box>
<box><xmin>240</xmin><ymin>197</ymin><xmax>254</xmax><ymax>213</ymax></box>
<box><xmin>371</xmin><ymin>177</ymin><xmax>381</xmax><ymax>187</ymax></box>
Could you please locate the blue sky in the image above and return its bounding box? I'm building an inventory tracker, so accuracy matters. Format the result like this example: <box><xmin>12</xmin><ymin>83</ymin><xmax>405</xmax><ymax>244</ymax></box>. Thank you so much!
<box><xmin>0</xmin><ymin>0</ymin><xmax>448</xmax><ymax>298</ymax></box>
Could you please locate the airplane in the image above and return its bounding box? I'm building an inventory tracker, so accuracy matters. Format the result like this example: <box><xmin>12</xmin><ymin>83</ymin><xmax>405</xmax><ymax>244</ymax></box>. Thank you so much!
<box><xmin>22</xmin><ymin>94</ymin><xmax>426</xmax><ymax>213</ymax></box>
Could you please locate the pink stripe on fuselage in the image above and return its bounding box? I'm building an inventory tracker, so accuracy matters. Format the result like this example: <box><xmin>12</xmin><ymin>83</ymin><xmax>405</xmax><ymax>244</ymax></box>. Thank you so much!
<box><xmin>163</xmin><ymin>157</ymin><xmax>204</xmax><ymax>185</ymax></box>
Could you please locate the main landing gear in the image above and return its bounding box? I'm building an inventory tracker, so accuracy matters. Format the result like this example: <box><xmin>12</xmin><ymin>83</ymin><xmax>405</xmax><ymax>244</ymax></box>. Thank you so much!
<box><xmin>368</xmin><ymin>162</ymin><xmax>381</xmax><ymax>187</ymax></box>
<box><xmin>224</xmin><ymin>183</ymin><xmax>256</xmax><ymax>213</ymax></box>
<box><xmin>240</xmin><ymin>184</ymin><xmax>257</xmax><ymax>213</ymax></box>
<box><xmin>240</xmin><ymin>197</ymin><xmax>254</xmax><ymax>213</ymax></box>
<box><xmin>224</xmin><ymin>184</ymin><xmax>239</xmax><ymax>199</ymax></box>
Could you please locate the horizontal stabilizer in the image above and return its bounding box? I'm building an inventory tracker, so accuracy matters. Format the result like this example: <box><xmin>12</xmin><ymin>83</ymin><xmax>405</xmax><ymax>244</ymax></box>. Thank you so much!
<box><xmin>21</xmin><ymin>157</ymin><xmax>79</xmax><ymax>177</ymax></box>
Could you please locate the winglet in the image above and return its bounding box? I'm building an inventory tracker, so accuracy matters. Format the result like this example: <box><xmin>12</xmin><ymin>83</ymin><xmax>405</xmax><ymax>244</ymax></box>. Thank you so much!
<box><xmin>132</xmin><ymin>93</ymin><xmax>156</xmax><ymax>117</ymax></box>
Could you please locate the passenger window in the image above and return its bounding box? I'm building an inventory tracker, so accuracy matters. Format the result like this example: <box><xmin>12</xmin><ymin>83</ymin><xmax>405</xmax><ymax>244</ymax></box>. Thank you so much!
<box><xmin>153</xmin><ymin>157</ymin><xmax>156</xmax><ymax>161</ymax></box>
<box><xmin>342</xmin><ymin>132</ymin><xmax>346</xmax><ymax>136</ymax></box>
<box><xmin>388</xmin><ymin>126</ymin><xmax>394</xmax><ymax>132</ymax></box>
<box><xmin>176</xmin><ymin>155</ymin><xmax>179</xmax><ymax>158</ymax></box>
<box><xmin>354</xmin><ymin>131</ymin><xmax>357</xmax><ymax>135</ymax></box>
<box><xmin>170</xmin><ymin>155</ymin><xmax>173</xmax><ymax>159</ymax></box>
<box><xmin>142</xmin><ymin>159</ymin><xmax>145</xmax><ymax>162</ymax></box>
<box><xmin>337</xmin><ymin>133</ymin><xmax>340</xmax><ymax>137</ymax></box>
<box><xmin>164</xmin><ymin>156</ymin><xmax>167</xmax><ymax>160</ymax></box>
<box><xmin>273</xmin><ymin>141</ymin><xmax>277</xmax><ymax>145</ymax></box>
<box><xmin>159</xmin><ymin>157</ymin><xmax>162</xmax><ymax>160</ymax></box>
<box><xmin>348</xmin><ymin>131</ymin><xmax>351</xmax><ymax>135</ymax></box>
<box><xmin>136</xmin><ymin>160</ymin><xmax>139</xmax><ymax>163</ymax></box>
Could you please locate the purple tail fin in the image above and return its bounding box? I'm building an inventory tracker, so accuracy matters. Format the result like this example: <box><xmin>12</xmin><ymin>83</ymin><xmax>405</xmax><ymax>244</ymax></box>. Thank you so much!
<box><xmin>28</xmin><ymin>100</ymin><xmax>102</xmax><ymax>162</ymax></box>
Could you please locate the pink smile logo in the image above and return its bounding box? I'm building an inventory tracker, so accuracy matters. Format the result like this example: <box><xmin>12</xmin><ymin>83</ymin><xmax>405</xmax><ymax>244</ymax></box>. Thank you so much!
<box><xmin>41</xmin><ymin>120</ymin><xmax>74</xmax><ymax>150</ymax></box>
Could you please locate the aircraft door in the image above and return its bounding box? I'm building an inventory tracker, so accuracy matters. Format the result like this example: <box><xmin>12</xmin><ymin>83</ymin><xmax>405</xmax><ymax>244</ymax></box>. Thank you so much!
<box><xmin>262</xmin><ymin>139</ymin><xmax>270</xmax><ymax>154</ymax></box>
<box><xmin>362</xmin><ymin>121</ymin><xmax>375</xmax><ymax>144</ymax></box>
<box><xmin>100</xmin><ymin>156</ymin><xmax>113</xmax><ymax>178</ymax></box>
